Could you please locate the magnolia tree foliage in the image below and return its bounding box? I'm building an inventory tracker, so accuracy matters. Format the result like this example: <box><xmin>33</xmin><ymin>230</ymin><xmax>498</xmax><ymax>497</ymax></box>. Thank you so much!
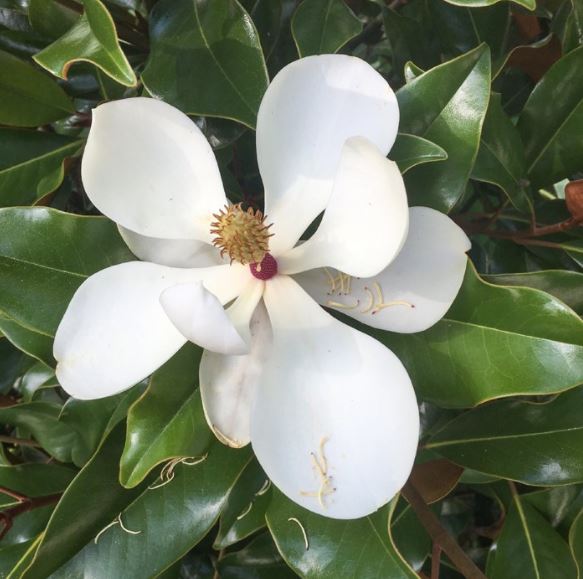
<box><xmin>0</xmin><ymin>0</ymin><xmax>583</xmax><ymax>577</ymax></box>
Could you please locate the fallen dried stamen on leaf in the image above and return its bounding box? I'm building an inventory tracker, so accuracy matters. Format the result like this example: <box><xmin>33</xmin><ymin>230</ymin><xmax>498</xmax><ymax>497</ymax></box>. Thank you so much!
<box><xmin>236</xmin><ymin>502</ymin><xmax>253</xmax><ymax>521</ymax></box>
<box><xmin>117</xmin><ymin>513</ymin><xmax>141</xmax><ymax>535</ymax></box>
<box><xmin>256</xmin><ymin>479</ymin><xmax>271</xmax><ymax>496</ymax></box>
<box><xmin>288</xmin><ymin>517</ymin><xmax>309</xmax><ymax>550</ymax></box>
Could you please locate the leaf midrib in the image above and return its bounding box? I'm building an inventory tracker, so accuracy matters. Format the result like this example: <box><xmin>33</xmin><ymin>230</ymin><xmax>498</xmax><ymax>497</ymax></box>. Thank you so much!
<box><xmin>427</xmin><ymin>425</ymin><xmax>583</xmax><ymax>449</ymax></box>
<box><xmin>0</xmin><ymin>140</ymin><xmax>82</xmax><ymax>177</ymax></box>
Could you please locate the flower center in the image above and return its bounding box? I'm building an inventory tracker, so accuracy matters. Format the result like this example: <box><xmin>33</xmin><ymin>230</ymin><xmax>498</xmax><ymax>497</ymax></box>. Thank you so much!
<box><xmin>210</xmin><ymin>203</ymin><xmax>273</xmax><ymax>265</ymax></box>
<box><xmin>250</xmin><ymin>253</ymin><xmax>278</xmax><ymax>280</ymax></box>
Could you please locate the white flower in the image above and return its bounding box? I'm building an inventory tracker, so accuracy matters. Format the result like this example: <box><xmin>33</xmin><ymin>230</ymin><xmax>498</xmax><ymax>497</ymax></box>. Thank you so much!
<box><xmin>54</xmin><ymin>55</ymin><xmax>470</xmax><ymax>520</ymax></box>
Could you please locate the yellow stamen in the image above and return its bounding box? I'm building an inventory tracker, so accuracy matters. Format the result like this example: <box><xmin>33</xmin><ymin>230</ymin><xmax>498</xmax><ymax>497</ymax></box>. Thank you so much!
<box><xmin>361</xmin><ymin>286</ymin><xmax>375</xmax><ymax>314</ymax></box>
<box><xmin>210</xmin><ymin>203</ymin><xmax>273</xmax><ymax>265</ymax></box>
<box><xmin>326</xmin><ymin>299</ymin><xmax>360</xmax><ymax>310</ymax></box>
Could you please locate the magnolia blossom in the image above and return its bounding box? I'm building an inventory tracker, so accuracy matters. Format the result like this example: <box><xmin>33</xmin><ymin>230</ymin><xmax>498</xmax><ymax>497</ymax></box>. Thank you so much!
<box><xmin>54</xmin><ymin>55</ymin><xmax>470</xmax><ymax>520</ymax></box>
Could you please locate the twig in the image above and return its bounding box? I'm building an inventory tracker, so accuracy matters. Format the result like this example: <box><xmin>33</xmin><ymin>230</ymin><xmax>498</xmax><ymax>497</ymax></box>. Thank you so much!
<box><xmin>0</xmin><ymin>492</ymin><xmax>61</xmax><ymax>540</ymax></box>
<box><xmin>401</xmin><ymin>481</ymin><xmax>487</xmax><ymax>579</ymax></box>
<box><xmin>0</xmin><ymin>435</ymin><xmax>42</xmax><ymax>448</ymax></box>
<box><xmin>431</xmin><ymin>542</ymin><xmax>442</xmax><ymax>579</ymax></box>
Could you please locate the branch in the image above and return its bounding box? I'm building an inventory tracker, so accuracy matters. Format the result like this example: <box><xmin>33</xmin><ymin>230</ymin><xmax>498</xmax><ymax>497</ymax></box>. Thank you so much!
<box><xmin>401</xmin><ymin>481</ymin><xmax>487</xmax><ymax>579</ymax></box>
<box><xmin>0</xmin><ymin>490</ymin><xmax>61</xmax><ymax>541</ymax></box>
<box><xmin>0</xmin><ymin>435</ymin><xmax>42</xmax><ymax>448</ymax></box>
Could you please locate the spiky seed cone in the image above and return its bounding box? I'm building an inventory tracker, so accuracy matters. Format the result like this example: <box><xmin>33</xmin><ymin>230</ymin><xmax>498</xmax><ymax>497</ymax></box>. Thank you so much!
<box><xmin>210</xmin><ymin>203</ymin><xmax>273</xmax><ymax>265</ymax></box>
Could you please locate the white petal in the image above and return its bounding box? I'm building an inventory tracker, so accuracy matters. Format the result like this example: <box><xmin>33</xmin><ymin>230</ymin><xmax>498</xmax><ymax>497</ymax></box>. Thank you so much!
<box><xmin>200</xmin><ymin>300</ymin><xmax>271</xmax><ymax>448</ymax></box>
<box><xmin>257</xmin><ymin>55</ymin><xmax>400</xmax><ymax>254</ymax></box>
<box><xmin>119</xmin><ymin>226</ymin><xmax>223</xmax><ymax>268</ymax></box>
<box><xmin>54</xmin><ymin>262</ymin><xmax>249</xmax><ymax>400</ymax></box>
<box><xmin>278</xmin><ymin>138</ymin><xmax>408</xmax><ymax>277</ymax></box>
<box><xmin>295</xmin><ymin>207</ymin><xmax>471</xmax><ymax>333</ymax></box>
<box><xmin>251</xmin><ymin>276</ymin><xmax>419</xmax><ymax>519</ymax></box>
<box><xmin>82</xmin><ymin>97</ymin><xmax>226</xmax><ymax>241</ymax></box>
<box><xmin>160</xmin><ymin>280</ymin><xmax>250</xmax><ymax>355</ymax></box>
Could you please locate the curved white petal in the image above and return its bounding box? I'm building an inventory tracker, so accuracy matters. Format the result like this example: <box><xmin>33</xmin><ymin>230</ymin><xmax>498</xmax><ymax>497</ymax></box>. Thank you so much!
<box><xmin>82</xmin><ymin>97</ymin><xmax>226</xmax><ymax>241</ymax></box>
<box><xmin>257</xmin><ymin>55</ymin><xmax>400</xmax><ymax>254</ymax></box>
<box><xmin>54</xmin><ymin>262</ymin><xmax>249</xmax><ymax>400</ymax></box>
<box><xmin>278</xmin><ymin>138</ymin><xmax>408</xmax><ymax>277</ymax></box>
<box><xmin>160</xmin><ymin>281</ymin><xmax>249</xmax><ymax>355</ymax></box>
<box><xmin>200</xmin><ymin>298</ymin><xmax>271</xmax><ymax>448</ymax></box>
<box><xmin>252</xmin><ymin>276</ymin><xmax>419</xmax><ymax>519</ymax></box>
<box><xmin>119</xmin><ymin>226</ymin><xmax>223</xmax><ymax>268</ymax></box>
<box><xmin>295</xmin><ymin>207</ymin><xmax>471</xmax><ymax>333</ymax></box>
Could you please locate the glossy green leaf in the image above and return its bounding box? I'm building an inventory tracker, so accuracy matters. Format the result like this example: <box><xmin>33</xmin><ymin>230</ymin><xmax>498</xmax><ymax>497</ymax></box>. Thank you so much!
<box><xmin>33</xmin><ymin>0</ymin><xmax>137</xmax><ymax>87</ymax></box>
<box><xmin>12</xmin><ymin>424</ymin><xmax>146</xmax><ymax>579</ymax></box>
<box><xmin>0</xmin><ymin>207</ymin><xmax>133</xmax><ymax>337</ymax></box>
<box><xmin>0</xmin><ymin>49</ymin><xmax>74</xmax><ymax>127</ymax></box>
<box><xmin>215</xmin><ymin>459</ymin><xmax>271</xmax><ymax>549</ymax></box>
<box><xmin>49</xmin><ymin>442</ymin><xmax>253</xmax><ymax>579</ymax></box>
<box><xmin>0</xmin><ymin>128</ymin><xmax>82</xmax><ymax>207</ymax></box>
<box><xmin>485</xmin><ymin>270</ymin><xmax>583</xmax><ymax>315</ymax></box>
<box><xmin>0</xmin><ymin>540</ymin><xmax>37</xmax><ymax>578</ymax></box>
<box><xmin>391</xmin><ymin>500</ymin><xmax>431</xmax><ymax>572</ymax></box>
<box><xmin>427</xmin><ymin>387</ymin><xmax>583</xmax><ymax>486</ymax></box>
<box><xmin>240</xmin><ymin>0</ymin><xmax>282</xmax><ymax>57</ymax></box>
<box><xmin>16</xmin><ymin>361</ymin><xmax>57</xmax><ymax>401</ymax></box>
<box><xmin>142</xmin><ymin>0</ymin><xmax>269</xmax><ymax>129</ymax></box>
<box><xmin>0</xmin><ymin>402</ymin><xmax>79</xmax><ymax>463</ymax></box>
<box><xmin>569</xmin><ymin>509</ymin><xmax>583</xmax><ymax>576</ymax></box>
<box><xmin>429</xmin><ymin>0</ymin><xmax>510</xmax><ymax>63</ymax></box>
<box><xmin>0</xmin><ymin>312</ymin><xmax>54</xmax><ymax>368</ymax></box>
<box><xmin>524</xmin><ymin>486</ymin><xmax>583</xmax><ymax>528</ymax></box>
<box><xmin>291</xmin><ymin>0</ymin><xmax>361</xmax><ymax>58</ymax></box>
<box><xmin>441</xmin><ymin>0</ymin><xmax>535</xmax><ymax>8</ymax></box>
<box><xmin>389</xmin><ymin>133</ymin><xmax>448</xmax><ymax>174</ymax></box>
<box><xmin>471</xmin><ymin>94</ymin><xmax>531</xmax><ymax>213</ymax></box>
<box><xmin>120</xmin><ymin>344</ymin><xmax>213</xmax><ymax>488</ymax></box>
<box><xmin>218</xmin><ymin>534</ymin><xmax>297</xmax><ymax>579</ymax></box>
<box><xmin>383</xmin><ymin>7</ymin><xmax>440</xmax><ymax>80</ymax></box>
<box><xmin>397</xmin><ymin>44</ymin><xmax>491</xmax><ymax>212</ymax></box>
<box><xmin>0</xmin><ymin>338</ymin><xmax>30</xmax><ymax>394</ymax></box>
<box><xmin>376</xmin><ymin>262</ymin><xmax>583</xmax><ymax>408</ymax></box>
<box><xmin>28</xmin><ymin>0</ymin><xmax>78</xmax><ymax>39</ymax></box>
<box><xmin>489</xmin><ymin>493</ymin><xmax>576</xmax><ymax>578</ymax></box>
<box><xmin>0</xmin><ymin>464</ymin><xmax>76</xmax><ymax>498</ymax></box>
<box><xmin>60</xmin><ymin>394</ymin><xmax>129</xmax><ymax>466</ymax></box>
<box><xmin>518</xmin><ymin>45</ymin><xmax>583</xmax><ymax>187</ymax></box>
<box><xmin>267</xmin><ymin>491</ymin><xmax>416</xmax><ymax>578</ymax></box>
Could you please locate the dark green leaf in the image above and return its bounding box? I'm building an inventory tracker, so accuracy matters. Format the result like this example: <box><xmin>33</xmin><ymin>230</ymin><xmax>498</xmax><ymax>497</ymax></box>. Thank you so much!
<box><xmin>427</xmin><ymin>386</ymin><xmax>583</xmax><ymax>486</ymax></box>
<box><xmin>49</xmin><ymin>442</ymin><xmax>253</xmax><ymax>579</ymax></box>
<box><xmin>120</xmin><ymin>344</ymin><xmax>213</xmax><ymax>488</ymax></box>
<box><xmin>383</xmin><ymin>6</ymin><xmax>440</xmax><ymax>80</ymax></box>
<box><xmin>291</xmin><ymin>0</ymin><xmax>361</xmax><ymax>58</ymax></box>
<box><xmin>267</xmin><ymin>491</ymin><xmax>416</xmax><ymax>578</ymax></box>
<box><xmin>0</xmin><ymin>207</ymin><xmax>133</xmax><ymax>337</ymax></box>
<box><xmin>142</xmin><ymin>0</ymin><xmax>269</xmax><ymax>129</ymax></box>
<box><xmin>391</xmin><ymin>499</ymin><xmax>431</xmax><ymax>572</ymax></box>
<box><xmin>214</xmin><ymin>459</ymin><xmax>271</xmax><ymax>549</ymax></box>
<box><xmin>430</xmin><ymin>0</ymin><xmax>510</xmax><ymax>63</ymax></box>
<box><xmin>484</xmin><ymin>270</ymin><xmax>583</xmax><ymax>315</ymax></box>
<box><xmin>471</xmin><ymin>93</ymin><xmax>531</xmax><ymax>213</ymax></box>
<box><xmin>518</xmin><ymin>45</ymin><xmax>583</xmax><ymax>187</ymax></box>
<box><xmin>239</xmin><ymin>0</ymin><xmax>283</xmax><ymax>59</ymax></box>
<box><xmin>389</xmin><ymin>133</ymin><xmax>448</xmax><ymax>174</ymax></box>
<box><xmin>489</xmin><ymin>493</ymin><xmax>576</xmax><ymax>578</ymax></box>
<box><xmin>0</xmin><ymin>402</ymin><xmax>79</xmax><ymax>463</ymax></box>
<box><xmin>397</xmin><ymin>45</ymin><xmax>491</xmax><ymax>212</ymax></box>
<box><xmin>13</xmin><ymin>424</ymin><xmax>146</xmax><ymax>579</ymax></box>
<box><xmin>0</xmin><ymin>128</ymin><xmax>82</xmax><ymax>207</ymax></box>
<box><xmin>218</xmin><ymin>533</ymin><xmax>297</xmax><ymax>579</ymax></box>
<box><xmin>376</xmin><ymin>262</ymin><xmax>583</xmax><ymax>407</ymax></box>
<box><xmin>569</xmin><ymin>509</ymin><xmax>583</xmax><ymax>576</ymax></box>
<box><xmin>28</xmin><ymin>0</ymin><xmax>78</xmax><ymax>39</ymax></box>
<box><xmin>0</xmin><ymin>464</ymin><xmax>76</xmax><ymax>498</ymax></box>
<box><xmin>0</xmin><ymin>49</ymin><xmax>74</xmax><ymax>127</ymax></box>
<box><xmin>33</xmin><ymin>0</ymin><xmax>137</xmax><ymax>87</ymax></box>
<box><xmin>0</xmin><ymin>312</ymin><xmax>55</xmax><ymax>368</ymax></box>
